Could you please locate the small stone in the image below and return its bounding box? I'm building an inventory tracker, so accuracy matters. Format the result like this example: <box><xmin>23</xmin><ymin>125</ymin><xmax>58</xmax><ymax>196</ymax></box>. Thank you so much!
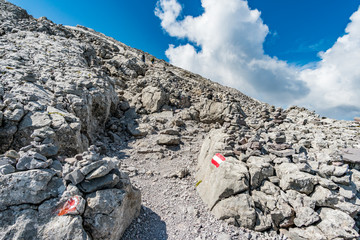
<box><xmin>216</xmin><ymin>233</ymin><xmax>232</xmax><ymax>240</ymax></box>
<box><xmin>22</xmin><ymin>72</ymin><xmax>37</xmax><ymax>82</ymax></box>
<box><xmin>4</xmin><ymin>108</ymin><xmax>24</xmax><ymax>122</ymax></box>
<box><xmin>342</xmin><ymin>148</ymin><xmax>360</xmax><ymax>164</ymax></box>
<box><xmin>64</xmin><ymin>169</ymin><xmax>85</xmax><ymax>185</ymax></box>
<box><xmin>80</xmin><ymin>160</ymin><xmax>105</xmax><ymax>176</ymax></box>
<box><xmin>35</xmin><ymin>143</ymin><xmax>59</xmax><ymax>157</ymax></box>
<box><xmin>331</xmin><ymin>174</ymin><xmax>351</xmax><ymax>185</ymax></box>
<box><xmin>5</xmin><ymin>150</ymin><xmax>19</xmax><ymax>160</ymax></box>
<box><xmin>0</xmin><ymin>164</ymin><xmax>15</xmax><ymax>175</ymax></box>
<box><xmin>79</xmin><ymin>173</ymin><xmax>119</xmax><ymax>193</ymax></box>
<box><xmin>317</xmin><ymin>208</ymin><xmax>359</xmax><ymax>239</ymax></box>
<box><xmin>64</xmin><ymin>157</ymin><xmax>77</xmax><ymax>165</ymax></box>
<box><xmin>16</xmin><ymin>151</ymin><xmax>51</xmax><ymax>170</ymax></box>
<box><xmin>86</xmin><ymin>160</ymin><xmax>115</xmax><ymax>180</ymax></box>
<box><xmin>293</xmin><ymin>207</ymin><xmax>320</xmax><ymax>227</ymax></box>
<box><xmin>160</xmin><ymin>129</ymin><xmax>180</xmax><ymax>135</ymax></box>
<box><xmin>280</xmin><ymin>172</ymin><xmax>317</xmax><ymax>195</ymax></box>
<box><xmin>157</xmin><ymin>135</ymin><xmax>180</xmax><ymax>146</ymax></box>
<box><xmin>338</xmin><ymin>184</ymin><xmax>356</xmax><ymax>200</ymax></box>
<box><xmin>269</xmin><ymin>149</ymin><xmax>295</xmax><ymax>158</ymax></box>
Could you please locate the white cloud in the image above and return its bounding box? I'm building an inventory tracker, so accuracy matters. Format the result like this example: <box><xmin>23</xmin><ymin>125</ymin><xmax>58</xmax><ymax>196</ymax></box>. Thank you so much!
<box><xmin>298</xmin><ymin>7</ymin><xmax>360</xmax><ymax>119</ymax></box>
<box><xmin>155</xmin><ymin>0</ymin><xmax>360</xmax><ymax>120</ymax></box>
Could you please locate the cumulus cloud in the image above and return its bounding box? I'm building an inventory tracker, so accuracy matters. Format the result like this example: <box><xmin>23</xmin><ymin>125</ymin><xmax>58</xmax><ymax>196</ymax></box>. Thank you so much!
<box><xmin>298</xmin><ymin>6</ymin><xmax>360</xmax><ymax>119</ymax></box>
<box><xmin>155</xmin><ymin>0</ymin><xmax>360</xmax><ymax>120</ymax></box>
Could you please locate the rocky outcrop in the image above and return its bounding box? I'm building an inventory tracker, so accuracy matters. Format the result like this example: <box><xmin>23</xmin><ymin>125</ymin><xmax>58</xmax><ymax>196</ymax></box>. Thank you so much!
<box><xmin>0</xmin><ymin>147</ymin><xmax>141</xmax><ymax>240</ymax></box>
<box><xmin>0</xmin><ymin>0</ymin><xmax>119</xmax><ymax>156</ymax></box>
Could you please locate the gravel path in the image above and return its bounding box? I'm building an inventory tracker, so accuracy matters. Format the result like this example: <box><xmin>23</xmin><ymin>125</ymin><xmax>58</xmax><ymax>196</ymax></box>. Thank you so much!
<box><xmin>110</xmin><ymin>133</ymin><xmax>287</xmax><ymax>240</ymax></box>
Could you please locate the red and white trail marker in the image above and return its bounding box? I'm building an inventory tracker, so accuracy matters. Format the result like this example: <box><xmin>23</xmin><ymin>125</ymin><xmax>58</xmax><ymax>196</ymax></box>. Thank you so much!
<box><xmin>211</xmin><ymin>153</ymin><xmax>226</xmax><ymax>168</ymax></box>
<box><xmin>57</xmin><ymin>195</ymin><xmax>80</xmax><ymax>216</ymax></box>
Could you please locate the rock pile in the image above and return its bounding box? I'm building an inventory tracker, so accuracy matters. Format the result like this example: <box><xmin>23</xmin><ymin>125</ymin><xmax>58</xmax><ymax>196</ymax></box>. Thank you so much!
<box><xmin>196</xmin><ymin>108</ymin><xmax>360</xmax><ymax>239</ymax></box>
<box><xmin>0</xmin><ymin>146</ymin><xmax>140</xmax><ymax>240</ymax></box>
<box><xmin>1</xmin><ymin>0</ymin><xmax>360</xmax><ymax>239</ymax></box>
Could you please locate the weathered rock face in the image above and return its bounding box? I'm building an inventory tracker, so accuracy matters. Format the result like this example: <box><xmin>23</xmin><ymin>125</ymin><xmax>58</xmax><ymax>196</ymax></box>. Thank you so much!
<box><xmin>84</xmin><ymin>188</ymin><xmax>141</xmax><ymax>240</ymax></box>
<box><xmin>0</xmin><ymin>0</ymin><xmax>118</xmax><ymax>156</ymax></box>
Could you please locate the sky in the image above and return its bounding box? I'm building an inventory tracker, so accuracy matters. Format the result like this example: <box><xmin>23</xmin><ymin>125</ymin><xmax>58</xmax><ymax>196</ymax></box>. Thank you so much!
<box><xmin>8</xmin><ymin>0</ymin><xmax>360</xmax><ymax>120</ymax></box>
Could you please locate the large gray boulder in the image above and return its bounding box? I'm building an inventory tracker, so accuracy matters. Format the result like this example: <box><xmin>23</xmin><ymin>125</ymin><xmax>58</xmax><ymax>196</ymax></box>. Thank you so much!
<box><xmin>0</xmin><ymin>169</ymin><xmax>62</xmax><ymax>210</ymax></box>
<box><xmin>276</xmin><ymin>163</ymin><xmax>318</xmax><ymax>194</ymax></box>
<box><xmin>197</xmin><ymin>156</ymin><xmax>249</xmax><ymax>209</ymax></box>
<box><xmin>196</xmin><ymin>99</ymin><xmax>244</xmax><ymax>124</ymax></box>
<box><xmin>247</xmin><ymin>156</ymin><xmax>274</xmax><ymax>189</ymax></box>
<box><xmin>141</xmin><ymin>86</ymin><xmax>168</xmax><ymax>113</ymax></box>
<box><xmin>212</xmin><ymin>194</ymin><xmax>256</xmax><ymax>229</ymax></box>
<box><xmin>0</xmin><ymin>208</ymin><xmax>91</xmax><ymax>240</ymax></box>
<box><xmin>317</xmin><ymin>208</ymin><xmax>359</xmax><ymax>239</ymax></box>
<box><xmin>84</xmin><ymin>188</ymin><xmax>141</xmax><ymax>240</ymax></box>
<box><xmin>282</xmin><ymin>226</ymin><xmax>326</xmax><ymax>240</ymax></box>
<box><xmin>195</xmin><ymin>129</ymin><xmax>229</xmax><ymax>182</ymax></box>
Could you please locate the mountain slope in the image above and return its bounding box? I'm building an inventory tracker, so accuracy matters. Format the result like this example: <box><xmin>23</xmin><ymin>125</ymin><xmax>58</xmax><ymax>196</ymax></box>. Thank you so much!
<box><xmin>1</xmin><ymin>1</ymin><xmax>360</xmax><ymax>239</ymax></box>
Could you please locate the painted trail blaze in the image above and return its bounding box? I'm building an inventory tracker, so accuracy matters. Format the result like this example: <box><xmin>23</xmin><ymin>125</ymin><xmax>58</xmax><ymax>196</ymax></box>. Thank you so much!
<box><xmin>211</xmin><ymin>153</ymin><xmax>225</xmax><ymax>168</ymax></box>
<box><xmin>57</xmin><ymin>196</ymin><xmax>80</xmax><ymax>216</ymax></box>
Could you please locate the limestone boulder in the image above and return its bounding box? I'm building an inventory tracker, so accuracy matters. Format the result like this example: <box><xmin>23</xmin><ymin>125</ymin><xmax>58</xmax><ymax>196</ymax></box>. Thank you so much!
<box><xmin>211</xmin><ymin>194</ymin><xmax>256</xmax><ymax>229</ymax></box>
<box><xmin>197</xmin><ymin>99</ymin><xmax>244</xmax><ymax>124</ymax></box>
<box><xmin>156</xmin><ymin>134</ymin><xmax>181</xmax><ymax>146</ymax></box>
<box><xmin>276</xmin><ymin>163</ymin><xmax>318</xmax><ymax>194</ymax></box>
<box><xmin>141</xmin><ymin>86</ymin><xmax>168</xmax><ymax>113</ymax></box>
<box><xmin>84</xmin><ymin>188</ymin><xmax>141</xmax><ymax>240</ymax></box>
<box><xmin>197</xmin><ymin>156</ymin><xmax>249</xmax><ymax>208</ymax></box>
<box><xmin>0</xmin><ymin>169</ymin><xmax>63</xmax><ymax>210</ymax></box>
<box><xmin>282</xmin><ymin>226</ymin><xmax>326</xmax><ymax>240</ymax></box>
<box><xmin>196</xmin><ymin>129</ymin><xmax>229</xmax><ymax>182</ymax></box>
<box><xmin>247</xmin><ymin>156</ymin><xmax>274</xmax><ymax>189</ymax></box>
<box><xmin>293</xmin><ymin>207</ymin><xmax>320</xmax><ymax>227</ymax></box>
<box><xmin>0</xmin><ymin>208</ymin><xmax>91</xmax><ymax>240</ymax></box>
<box><xmin>317</xmin><ymin>208</ymin><xmax>359</xmax><ymax>239</ymax></box>
<box><xmin>311</xmin><ymin>185</ymin><xmax>339</xmax><ymax>207</ymax></box>
<box><xmin>342</xmin><ymin>148</ymin><xmax>360</xmax><ymax>164</ymax></box>
<box><xmin>279</xmin><ymin>172</ymin><xmax>318</xmax><ymax>195</ymax></box>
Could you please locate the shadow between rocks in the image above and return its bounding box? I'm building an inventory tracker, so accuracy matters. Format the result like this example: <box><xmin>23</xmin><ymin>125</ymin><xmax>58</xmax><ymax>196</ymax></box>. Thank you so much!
<box><xmin>121</xmin><ymin>206</ymin><xmax>168</xmax><ymax>240</ymax></box>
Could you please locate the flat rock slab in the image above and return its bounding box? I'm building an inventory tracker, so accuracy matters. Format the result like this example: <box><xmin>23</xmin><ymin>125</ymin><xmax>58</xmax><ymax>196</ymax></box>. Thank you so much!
<box><xmin>197</xmin><ymin>156</ymin><xmax>249</xmax><ymax>209</ymax></box>
<box><xmin>79</xmin><ymin>173</ymin><xmax>119</xmax><ymax>193</ymax></box>
<box><xmin>0</xmin><ymin>207</ymin><xmax>90</xmax><ymax>240</ymax></box>
<box><xmin>342</xmin><ymin>148</ymin><xmax>360</xmax><ymax>164</ymax></box>
<box><xmin>0</xmin><ymin>169</ymin><xmax>62</xmax><ymax>209</ymax></box>
<box><xmin>156</xmin><ymin>135</ymin><xmax>180</xmax><ymax>146</ymax></box>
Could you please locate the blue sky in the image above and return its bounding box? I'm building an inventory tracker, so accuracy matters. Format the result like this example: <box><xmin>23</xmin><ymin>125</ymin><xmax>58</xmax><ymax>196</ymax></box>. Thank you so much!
<box><xmin>8</xmin><ymin>0</ymin><xmax>360</xmax><ymax>120</ymax></box>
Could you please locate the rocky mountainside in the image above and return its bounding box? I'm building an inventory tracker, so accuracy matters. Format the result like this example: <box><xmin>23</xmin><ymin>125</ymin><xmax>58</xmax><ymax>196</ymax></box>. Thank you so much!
<box><xmin>1</xmin><ymin>1</ymin><xmax>360</xmax><ymax>239</ymax></box>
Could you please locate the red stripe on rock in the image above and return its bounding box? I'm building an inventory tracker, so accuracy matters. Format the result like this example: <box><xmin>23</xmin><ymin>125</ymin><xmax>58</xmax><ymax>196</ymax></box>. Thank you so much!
<box><xmin>211</xmin><ymin>158</ymin><xmax>220</xmax><ymax>168</ymax></box>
